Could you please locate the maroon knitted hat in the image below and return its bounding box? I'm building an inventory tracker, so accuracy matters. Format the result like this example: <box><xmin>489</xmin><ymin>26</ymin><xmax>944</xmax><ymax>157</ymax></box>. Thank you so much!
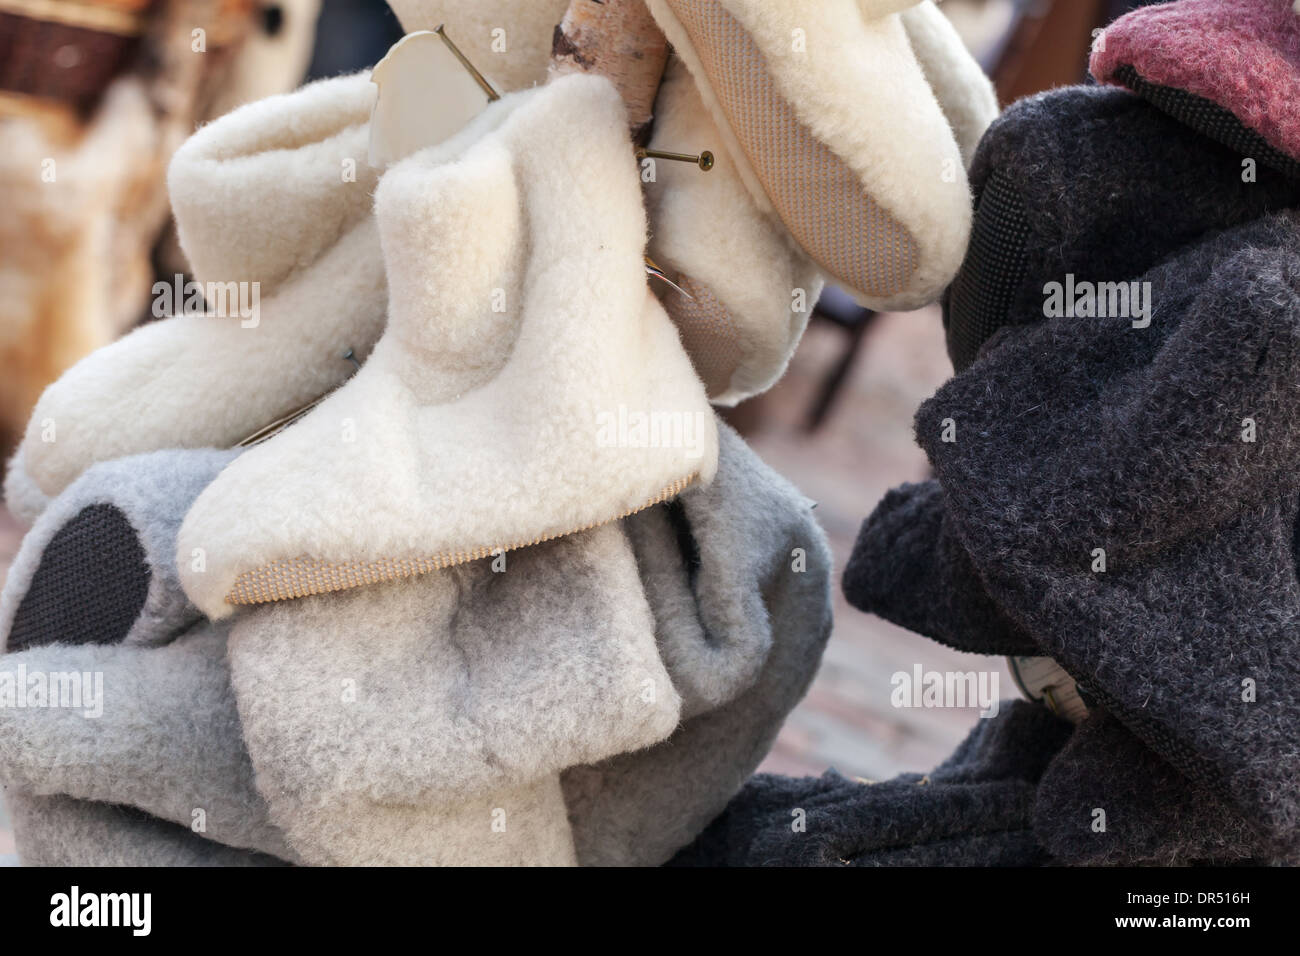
<box><xmin>1091</xmin><ymin>0</ymin><xmax>1300</xmax><ymax>175</ymax></box>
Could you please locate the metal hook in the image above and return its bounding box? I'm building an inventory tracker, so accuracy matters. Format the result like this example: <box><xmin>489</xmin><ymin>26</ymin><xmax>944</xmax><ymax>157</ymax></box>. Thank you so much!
<box><xmin>644</xmin><ymin>256</ymin><xmax>694</xmax><ymax>298</ymax></box>
<box><xmin>434</xmin><ymin>24</ymin><xmax>501</xmax><ymax>102</ymax></box>
<box><xmin>636</xmin><ymin>147</ymin><xmax>715</xmax><ymax>172</ymax></box>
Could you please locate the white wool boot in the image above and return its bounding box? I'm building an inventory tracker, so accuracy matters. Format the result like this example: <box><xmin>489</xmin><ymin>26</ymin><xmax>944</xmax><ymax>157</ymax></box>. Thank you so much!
<box><xmin>178</xmin><ymin>74</ymin><xmax>718</xmax><ymax>618</ymax></box>
<box><xmin>17</xmin><ymin>73</ymin><xmax>388</xmax><ymax>501</ymax></box>
<box><xmin>646</xmin><ymin>0</ymin><xmax>977</xmax><ymax>311</ymax></box>
<box><xmin>647</xmin><ymin>0</ymin><xmax>996</xmax><ymax>404</ymax></box>
<box><xmin>898</xmin><ymin>1</ymin><xmax>999</xmax><ymax>168</ymax></box>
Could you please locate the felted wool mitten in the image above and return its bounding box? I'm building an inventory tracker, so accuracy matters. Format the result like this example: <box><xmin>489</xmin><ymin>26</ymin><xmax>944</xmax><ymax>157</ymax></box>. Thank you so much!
<box><xmin>177</xmin><ymin>74</ymin><xmax>718</xmax><ymax>619</ymax></box>
<box><xmin>943</xmin><ymin>84</ymin><xmax>1300</xmax><ymax>372</ymax></box>
<box><xmin>12</xmin><ymin>73</ymin><xmax>388</xmax><ymax>504</ymax></box>
<box><xmin>850</xmin><ymin>212</ymin><xmax>1300</xmax><ymax>860</ymax></box>
<box><xmin>1092</xmin><ymin>0</ymin><xmax>1300</xmax><ymax>179</ymax></box>
<box><xmin>646</xmin><ymin>0</ymin><xmax>980</xmax><ymax>311</ymax></box>
<box><xmin>669</xmin><ymin>700</ymin><xmax>1071</xmax><ymax>867</ymax></box>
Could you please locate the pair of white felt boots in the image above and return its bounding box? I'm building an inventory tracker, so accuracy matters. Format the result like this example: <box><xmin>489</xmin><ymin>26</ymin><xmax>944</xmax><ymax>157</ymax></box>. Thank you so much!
<box><xmin>8</xmin><ymin>0</ymin><xmax>997</xmax><ymax>620</ymax></box>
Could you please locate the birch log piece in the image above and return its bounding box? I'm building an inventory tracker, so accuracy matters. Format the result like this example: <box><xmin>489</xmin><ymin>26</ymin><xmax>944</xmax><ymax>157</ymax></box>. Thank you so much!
<box><xmin>549</xmin><ymin>0</ymin><xmax>669</xmax><ymax>142</ymax></box>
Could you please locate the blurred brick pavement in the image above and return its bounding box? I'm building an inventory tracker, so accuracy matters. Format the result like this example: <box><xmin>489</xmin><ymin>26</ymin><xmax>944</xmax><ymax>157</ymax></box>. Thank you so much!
<box><xmin>746</xmin><ymin>305</ymin><xmax>1014</xmax><ymax>780</ymax></box>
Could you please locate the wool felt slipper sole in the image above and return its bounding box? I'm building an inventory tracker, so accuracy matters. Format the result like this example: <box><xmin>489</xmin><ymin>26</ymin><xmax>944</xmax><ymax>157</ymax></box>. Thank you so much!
<box><xmin>0</xmin><ymin>449</ymin><xmax>237</xmax><ymax>652</ymax></box>
<box><xmin>177</xmin><ymin>74</ymin><xmax>718</xmax><ymax>619</ymax></box>
<box><xmin>18</xmin><ymin>73</ymin><xmax>388</xmax><ymax>500</ymax></box>
<box><xmin>220</xmin><ymin>473</ymin><xmax>700</xmax><ymax>607</ymax></box>
<box><xmin>647</xmin><ymin>0</ymin><xmax>972</xmax><ymax>310</ymax></box>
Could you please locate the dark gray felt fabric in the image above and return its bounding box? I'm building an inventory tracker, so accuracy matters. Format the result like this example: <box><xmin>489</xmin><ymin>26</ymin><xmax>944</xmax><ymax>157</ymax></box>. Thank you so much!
<box><xmin>669</xmin><ymin>700</ymin><xmax>1071</xmax><ymax>867</ymax></box>
<box><xmin>1033</xmin><ymin>709</ymin><xmax>1261</xmax><ymax>867</ymax></box>
<box><xmin>847</xmin><ymin>212</ymin><xmax>1300</xmax><ymax>863</ymax></box>
<box><xmin>943</xmin><ymin>84</ymin><xmax>1300</xmax><ymax>372</ymax></box>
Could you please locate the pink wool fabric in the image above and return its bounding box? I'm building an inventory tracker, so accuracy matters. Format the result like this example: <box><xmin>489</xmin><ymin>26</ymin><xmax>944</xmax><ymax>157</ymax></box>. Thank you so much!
<box><xmin>1091</xmin><ymin>0</ymin><xmax>1300</xmax><ymax>162</ymax></box>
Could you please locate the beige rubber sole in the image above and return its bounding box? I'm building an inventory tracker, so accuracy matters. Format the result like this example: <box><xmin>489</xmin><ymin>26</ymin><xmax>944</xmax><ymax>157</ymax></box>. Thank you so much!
<box><xmin>224</xmin><ymin>472</ymin><xmax>700</xmax><ymax>605</ymax></box>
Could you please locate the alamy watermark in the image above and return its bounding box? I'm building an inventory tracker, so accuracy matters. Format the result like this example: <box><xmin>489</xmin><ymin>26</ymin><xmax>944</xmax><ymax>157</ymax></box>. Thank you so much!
<box><xmin>1043</xmin><ymin>274</ymin><xmax>1152</xmax><ymax>328</ymax></box>
<box><xmin>152</xmin><ymin>273</ymin><xmax>261</xmax><ymax>328</ymax></box>
<box><xmin>0</xmin><ymin>664</ymin><xmax>103</xmax><ymax>718</ymax></box>
<box><xmin>891</xmin><ymin>665</ymin><xmax>999</xmax><ymax>718</ymax></box>
<box><xmin>596</xmin><ymin>406</ymin><xmax>711</xmax><ymax>460</ymax></box>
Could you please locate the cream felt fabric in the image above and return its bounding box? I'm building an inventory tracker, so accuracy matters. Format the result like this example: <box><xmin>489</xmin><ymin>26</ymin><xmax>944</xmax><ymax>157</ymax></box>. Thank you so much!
<box><xmin>227</xmin><ymin>522</ymin><xmax>679</xmax><ymax>867</ymax></box>
<box><xmin>386</xmin><ymin>0</ymin><xmax>570</xmax><ymax>93</ymax></box>
<box><xmin>391</xmin><ymin>0</ymin><xmax>820</xmax><ymax>406</ymax></box>
<box><xmin>646</xmin><ymin>0</ymin><xmax>974</xmax><ymax>311</ymax></box>
<box><xmin>18</xmin><ymin>73</ymin><xmax>388</xmax><ymax>500</ymax></box>
<box><xmin>899</xmin><ymin>1</ymin><xmax>999</xmax><ymax>168</ymax></box>
<box><xmin>178</xmin><ymin>74</ymin><xmax>718</xmax><ymax>618</ymax></box>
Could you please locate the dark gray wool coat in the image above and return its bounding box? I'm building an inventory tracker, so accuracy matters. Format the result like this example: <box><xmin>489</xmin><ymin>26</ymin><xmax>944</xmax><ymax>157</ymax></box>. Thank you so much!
<box><xmin>676</xmin><ymin>77</ymin><xmax>1300</xmax><ymax>868</ymax></box>
<box><xmin>848</xmin><ymin>211</ymin><xmax>1300</xmax><ymax>865</ymax></box>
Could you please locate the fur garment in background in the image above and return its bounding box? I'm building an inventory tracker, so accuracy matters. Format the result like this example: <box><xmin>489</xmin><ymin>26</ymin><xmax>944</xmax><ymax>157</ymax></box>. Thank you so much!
<box><xmin>848</xmin><ymin>214</ymin><xmax>1300</xmax><ymax>862</ymax></box>
<box><xmin>0</xmin><ymin>0</ymin><xmax>321</xmax><ymax>460</ymax></box>
<box><xmin>943</xmin><ymin>85</ymin><xmax>1300</xmax><ymax>372</ymax></box>
<box><xmin>670</xmin><ymin>700</ymin><xmax>1071</xmax><ymax>867</ymax></box>
<box><xmin>0</xmin><ymin>424</ymin><xmax>833</xmax><ymax>866</ymax></box>
<box><xmin>176</xmin><ymin>74</ymin><xmax>718</xmax><ymax>617</ymax></box>
<box><xmin>1091</xmin><ymin>0</ymin><xmax>1300</xmax><ymax>173</ymax></box>
<box><xmin>14</xmin><ymin>73</ymin><xmax>387</xmax><ymax>504</ymax></box>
